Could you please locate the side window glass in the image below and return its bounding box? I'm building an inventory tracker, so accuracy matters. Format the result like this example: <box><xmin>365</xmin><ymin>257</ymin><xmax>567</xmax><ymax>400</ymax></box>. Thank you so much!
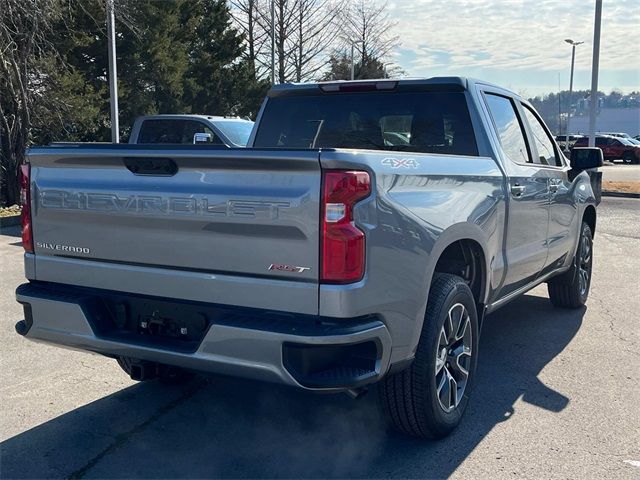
<box><xmin>522</xmin><ymin>105</ymin><xmax>560</xmax><ymax>166</ymax></box>
<box><xmin>138</xmin><ymin>120</ymin><xmax>182</xmax><ymax>143</ymax></box>
<box><xmin>484</xmin><ymin>94</ymin><xmax>531</xmax><ymax>164</ymax></box>
<box><xmin>138</xmin><ymin>119</ymin><xmax>225</xmax><ymax>144</ymax></box>
<box><xmin>595</xmin><ymin>137</ymin><xmax>606</xmax><ymax>147</ymax></box>
<box><xmin>181</xmin><ymin>121</ymin><xmax>224</xmax><ymax>144</ymax></box>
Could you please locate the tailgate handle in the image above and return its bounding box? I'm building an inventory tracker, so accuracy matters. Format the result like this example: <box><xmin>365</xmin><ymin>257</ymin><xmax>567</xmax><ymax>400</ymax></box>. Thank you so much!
<box><xmin>123</xmin><ymin>157</ymin><xmax>178</xmax><ymax>176</ymax></box>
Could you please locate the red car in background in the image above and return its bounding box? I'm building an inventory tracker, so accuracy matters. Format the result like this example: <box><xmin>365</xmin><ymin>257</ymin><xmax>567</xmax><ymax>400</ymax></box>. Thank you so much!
<box><xmin>573</xmin><ymin>135</ymin><xmax>640</xmax><ymax>164</ymax></box>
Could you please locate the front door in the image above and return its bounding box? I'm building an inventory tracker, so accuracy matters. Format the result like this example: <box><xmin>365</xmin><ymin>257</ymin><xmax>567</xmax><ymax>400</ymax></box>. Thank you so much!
<box><xmin>482</xmin><ymin>92</ymin><xmax>550</xmax><ymax>297</ymax></box>
<box><xmin>520</xmin><ymin>103</ymin><xmax>578</xmax><ymax>272</ymax></box>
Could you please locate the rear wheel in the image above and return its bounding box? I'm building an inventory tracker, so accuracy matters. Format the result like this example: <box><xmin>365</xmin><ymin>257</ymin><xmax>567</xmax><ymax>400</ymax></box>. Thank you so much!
<box><xmin>379</xmin><ymin>274</ymin><xmax>479</xmax><ymax>439</ymax></box>
<box><xmin>622</xmin><ymin>152</ymin><xmax>634</xmax><ymax>164</ymax></box>
<box><xmin>547</xmin><ymin>221</ymin><xmax>593</xmax><ymax>308</ymax></box>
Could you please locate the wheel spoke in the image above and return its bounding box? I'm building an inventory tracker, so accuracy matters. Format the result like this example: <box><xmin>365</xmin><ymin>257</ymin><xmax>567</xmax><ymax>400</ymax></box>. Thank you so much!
<box><xmin>437</xmin><ymin>368</ymin><xmax>451</xmax><ymax>410</ymax></box>
<box><xmin>449</xmin><ymin>374</ymin><xmax>459</xmax><ymax>408</ymax></box>
<box><xmin>435</xmin><ymin>302</ymin><xmax>474</xmax><ymax>413</ymax></box>
<box><xmin>454</xmin><ymin>345</ymin><xmax>471</xmax><ymax>377</ymax></box>
<box><xmin>455</xmin><ymin>316</ymin><xmax>470</xmax><ymax>342</ymax></box>
<box><xmin>435</xmin><ymin>352</ymin><xmax>446</xmax><ymax>375</ymax></box>
<box><xmin>448</xmin><ymin>304</ymin><xmax>464</xmax><ymax>341</ymax></box>
<box><xmin>438</xmin><ymin>327</ymin><xmax>448</xmax><ymax>349</ymax></box>
<box><xmin>583</xmin><ymin>238</ymin><xmax>591</xmax><ymax>264</ymax></box>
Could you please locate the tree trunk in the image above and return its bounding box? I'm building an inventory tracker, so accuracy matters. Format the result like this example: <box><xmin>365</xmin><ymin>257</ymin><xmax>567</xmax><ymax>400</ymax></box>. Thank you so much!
<box><xmin>5</xmin><ymin>164</ymin><xmax>21</xmax><ymax>207</ymax></box>
<box><xmin>277</xmin><ymin>0</ymin><xmax>286</xmax><ymax>83</ymax></box>
<box><xmin>296</xmin><ymin>3</ymin><xmax>303</xmax><ymax>82</ymax></box>
<box><xmin>247</xmin><ymin>0</ymin><xmax>256</xmax><ymax>77</ymax></box>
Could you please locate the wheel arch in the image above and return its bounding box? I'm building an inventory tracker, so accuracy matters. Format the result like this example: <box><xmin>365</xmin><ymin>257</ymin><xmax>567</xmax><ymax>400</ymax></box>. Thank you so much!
<box><xmin>433</xmin><ymin>239</ymin><xmax>487</xmax><ymax>314</ymax></box>
<box><xmin>410</xmin><ymin>226</ymin><xmax>492</xmax><ymax>349</ymax></box>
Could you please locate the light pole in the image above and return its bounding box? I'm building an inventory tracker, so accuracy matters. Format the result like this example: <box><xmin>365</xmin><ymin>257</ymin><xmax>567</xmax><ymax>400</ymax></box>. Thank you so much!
<box><xmin>106</xmin><ymin>0</ymin><xmax>119</xmax><ymax>143</ymax></box>
<box><xmin>350</xmin><ymin>40</ymin><xmax>363</xmax><ymax>80</ymax></box>
<box><xmin>564</xmin><ymin>38</ymin><xmax>583</xmax><ymax>152</ymax></box>
<box><xmin>588</xmin><ymin>0</ymin><xmax>602</xmax><ymax>147</ymax></box>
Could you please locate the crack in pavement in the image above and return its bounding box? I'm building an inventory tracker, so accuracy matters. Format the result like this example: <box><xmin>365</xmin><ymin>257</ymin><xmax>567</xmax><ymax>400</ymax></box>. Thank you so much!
<box><xmin>67</xmin><ymin>379</ymin><xmax>206</xmax><ymax>480</ymax></box>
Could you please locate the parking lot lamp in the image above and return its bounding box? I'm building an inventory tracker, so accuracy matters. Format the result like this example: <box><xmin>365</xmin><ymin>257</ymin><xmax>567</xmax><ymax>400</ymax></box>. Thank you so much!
<box><xmin>564</xmin><ymin>38</ymin><xmax>584</xmax><ymax>152</ymax></box>
<box><xmin>107</xmin><ymin>0</ymin><xmax>119</xmax><ymax>143</ymax></box>
<box><xmin>351</xmin><ymin>40</ymin><xmax>364</xmax><ymax>80</ymax></box>
<box><xmin>588</xmin><ymin>0</ymin><xmax>603</xmax><ymax>147</ymax></box>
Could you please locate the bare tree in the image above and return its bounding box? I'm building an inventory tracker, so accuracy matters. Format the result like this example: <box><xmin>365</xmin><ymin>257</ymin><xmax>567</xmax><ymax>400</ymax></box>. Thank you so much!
<box><xmin>0</xmin><ymin>0</ymin><xmax>61</xmax><ymax>206</ymax></box>
<box><xmin>231</xmin><ymin>0</ymin><xmax>344</xmax><ymax>83</ymax></box>
<box><xmin>230</xmin><ymin>0</ymin><xmax>271</xmax><ymax>78</ymax></box>
<box><xmin>290</xmin><ymin>0</ymin><xmax>345</xmax><ymax>82</ymax></box>
<box><xmin>339</xmin><ymin>0</ymin><xmax>399</xmax><ymax>72</ymax></box>
<box><xmin>253</xmin><ymin>0</ymin><xmax>299</xmax><ymax>83</ymax></box>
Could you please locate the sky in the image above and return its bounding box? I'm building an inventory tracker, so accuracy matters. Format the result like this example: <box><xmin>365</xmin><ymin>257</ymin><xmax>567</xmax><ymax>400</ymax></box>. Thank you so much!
<box><xmin>386</xmin><ymin>0</ymin><xmax>640</xmax><ymax>97</ymax></box>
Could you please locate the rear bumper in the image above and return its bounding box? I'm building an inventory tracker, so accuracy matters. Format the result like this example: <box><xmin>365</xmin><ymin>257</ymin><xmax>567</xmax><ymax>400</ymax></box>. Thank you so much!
<box><xmin>15</xmin><ymin>282</ymin><xmax>392</xmax><ymax>391</ymax></box>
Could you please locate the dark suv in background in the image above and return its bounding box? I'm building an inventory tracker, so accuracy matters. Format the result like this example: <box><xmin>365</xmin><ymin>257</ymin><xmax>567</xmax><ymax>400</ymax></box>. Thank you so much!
<box><xmin>573</xmin><ymin>135</ymin><xmax>640</xmax><ymax>164</ymax></box>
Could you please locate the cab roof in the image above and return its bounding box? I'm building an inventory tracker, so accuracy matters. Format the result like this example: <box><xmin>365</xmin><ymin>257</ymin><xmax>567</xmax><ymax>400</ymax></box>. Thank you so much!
<box><xmin>268</xmin><ymin>77</ymin><xmax>518</xmax><ymax>98</ymax></box>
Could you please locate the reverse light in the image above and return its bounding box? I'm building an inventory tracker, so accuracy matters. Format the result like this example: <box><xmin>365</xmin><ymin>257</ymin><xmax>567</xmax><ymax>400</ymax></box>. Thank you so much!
<box><xmin>321</xmin><ymin>170</ymin><xmax>371</xmax><ymax>283</ymax></box>
<box><xmin>20</xmin><ymin>164</ymin><xmax>33</xmax><ymax>253</ymax></box>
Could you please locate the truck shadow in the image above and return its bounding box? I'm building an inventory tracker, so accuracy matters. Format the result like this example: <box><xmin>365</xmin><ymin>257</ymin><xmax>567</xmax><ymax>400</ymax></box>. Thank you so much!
<box><xmin>1</xmin><ymin>293</ymin><xmax>584</xmax><ymax>479</ymax></box>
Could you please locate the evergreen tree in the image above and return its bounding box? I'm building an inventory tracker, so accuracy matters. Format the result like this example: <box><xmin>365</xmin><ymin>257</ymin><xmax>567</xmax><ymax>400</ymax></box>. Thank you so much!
<box><xmin>180</xmin><ymin>0</ymin><xmax>269</xmax><ymax>117</ymax></box>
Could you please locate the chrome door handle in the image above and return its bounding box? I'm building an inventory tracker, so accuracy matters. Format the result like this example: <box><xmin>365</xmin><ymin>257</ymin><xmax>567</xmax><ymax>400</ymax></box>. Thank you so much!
<box><xmin>510</xmin><ymin>184</ymin><xmax>526</xmax><ymax>196</ymax></box>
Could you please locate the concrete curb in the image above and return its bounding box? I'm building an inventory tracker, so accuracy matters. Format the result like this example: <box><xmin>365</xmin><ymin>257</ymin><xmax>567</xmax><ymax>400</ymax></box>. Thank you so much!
<box><xmin>602</xmin><ymin>191</ymin><xmax>640</xmax><ymax>199</ymax></box>
<box><xmin>0</xmin><ymin>215</ymin><xmax>21</xmax><ymax>228</ymax></box>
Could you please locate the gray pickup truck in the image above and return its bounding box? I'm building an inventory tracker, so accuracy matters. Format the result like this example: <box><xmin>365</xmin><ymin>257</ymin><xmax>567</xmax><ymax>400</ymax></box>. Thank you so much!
<box><xmin>15</xmin><ymin>77</ymin><xmax>601</xmax><ymax>439</ymax></box>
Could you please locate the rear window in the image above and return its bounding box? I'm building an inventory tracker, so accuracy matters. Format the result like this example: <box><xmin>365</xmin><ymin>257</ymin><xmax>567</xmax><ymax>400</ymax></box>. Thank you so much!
<box><xmin>253</xmin><ymin>91</ymin><xmax>479</xmax><ymax>156</ymax></box>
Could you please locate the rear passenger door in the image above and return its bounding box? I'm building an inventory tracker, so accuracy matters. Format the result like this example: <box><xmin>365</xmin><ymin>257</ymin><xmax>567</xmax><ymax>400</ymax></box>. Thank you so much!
<box><xmin>482</xmin><ymin>92</ymin><xmax>550</xmax><ymax>297</ymax></box>
<box><xmin>520</xmin><ymin>103</ymin><xmax>577</xmax><ymax>273</ymax></box>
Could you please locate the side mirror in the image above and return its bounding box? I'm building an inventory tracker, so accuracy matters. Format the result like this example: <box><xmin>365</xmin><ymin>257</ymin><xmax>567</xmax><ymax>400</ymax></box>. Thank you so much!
<box><xmin>193</xmin><ymin>132</ymin><xmax>212</xmax><ymax>144</ymax></box>
<box><xmin>570</xmin><ymin>147</ymin><xmax>603</xmax><ymax>170</ymax></box>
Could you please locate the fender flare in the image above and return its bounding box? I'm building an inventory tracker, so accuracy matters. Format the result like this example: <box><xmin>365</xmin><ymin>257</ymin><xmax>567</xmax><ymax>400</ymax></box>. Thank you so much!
<box><xmin>407</xmin><ymin>223</ymin><xmax>492</xmax><ymax>356</ymax></box>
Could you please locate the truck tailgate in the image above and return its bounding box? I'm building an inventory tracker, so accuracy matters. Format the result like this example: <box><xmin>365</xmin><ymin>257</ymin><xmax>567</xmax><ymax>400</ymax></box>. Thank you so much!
<box><xmin>27</xmin><ymin>146</ymin><xmax>321</xmax><ymax>312</ymax></box>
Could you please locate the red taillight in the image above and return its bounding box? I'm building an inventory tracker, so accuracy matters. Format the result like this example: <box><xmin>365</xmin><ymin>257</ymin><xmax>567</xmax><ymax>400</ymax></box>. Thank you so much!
<box><xmin>321</xmin><ymin>170</ymin><xmax>371</xmax><ymax>283</ymax></box>
<box><xmin>20</xmin><ymin>164</ymin><xmax>33</xmax><ymax>253</ymax></box>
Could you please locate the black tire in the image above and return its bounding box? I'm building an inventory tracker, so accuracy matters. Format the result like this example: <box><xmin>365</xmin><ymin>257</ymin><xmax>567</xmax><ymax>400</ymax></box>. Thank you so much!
<box><xmin>547</xmin><ymin>221</ymin><xmax>593</xmax><ymax>308</ymax></box>
<box><xmin>622</xmin><ymin>152</ymin><xmax>634</xmax><ymax>164</ymax></box>
<box><xmin>116</xmin><ymin>356</ymin><xmax>141</xmax><ymax>378</ymax></box>
<box><xmin>116</xmin><ymin>356</ymin><xmax>194</xmax><ymax>384</ymax></box>
<box><xmin>379</xmin><ymin>274</ymin><xmax>479</xmax><ymax>439</ymax></box>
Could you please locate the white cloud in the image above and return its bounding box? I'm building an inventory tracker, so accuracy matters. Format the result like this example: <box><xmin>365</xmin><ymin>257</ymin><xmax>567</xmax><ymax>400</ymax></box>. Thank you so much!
<box><xmin>386</xmin><ymin>0</ymin><xmax>640</xmax><ymax>93</ymax></box>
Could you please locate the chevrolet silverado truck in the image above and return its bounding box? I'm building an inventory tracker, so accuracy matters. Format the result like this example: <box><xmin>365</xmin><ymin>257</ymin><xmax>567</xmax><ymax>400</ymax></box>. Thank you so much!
<box><xmin>15</xmin><ymin>77</ymin><xmax>602</xmax><ymax>439</ymax></box>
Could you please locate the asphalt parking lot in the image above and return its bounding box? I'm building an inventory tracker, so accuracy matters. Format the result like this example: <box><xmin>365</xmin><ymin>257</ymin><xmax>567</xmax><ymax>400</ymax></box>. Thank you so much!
<box><xmin>1</xmin><ymin>197</ymin><xmax>638</xmax><ymax>479</ymax></box>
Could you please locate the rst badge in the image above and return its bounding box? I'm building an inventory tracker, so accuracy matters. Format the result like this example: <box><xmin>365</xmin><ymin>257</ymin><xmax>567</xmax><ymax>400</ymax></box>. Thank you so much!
<box><xmin>268</xmin><ymin>263</ymin><xmax>311</xmax><ymax>273</ymax></box>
